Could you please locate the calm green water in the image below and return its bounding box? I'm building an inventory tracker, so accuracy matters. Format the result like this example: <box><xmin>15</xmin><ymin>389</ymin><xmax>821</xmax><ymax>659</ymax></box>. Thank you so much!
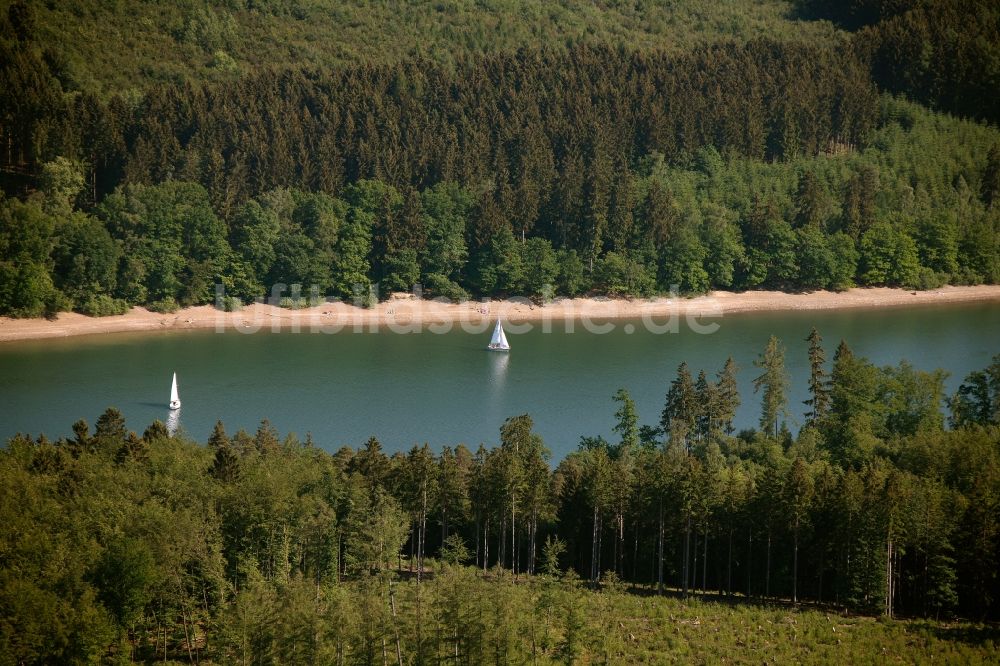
<box><xmin>1</xmin><ymin>302</ymin><xmax>998</xmax><ymax>458</ymax></box>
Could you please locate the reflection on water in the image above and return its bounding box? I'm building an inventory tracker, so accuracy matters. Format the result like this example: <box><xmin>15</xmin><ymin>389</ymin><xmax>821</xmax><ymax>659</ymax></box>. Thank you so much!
<box><xmin>166</xmin><ymin>408</ymin><xmax>180</xmax><ymax>436</ymax></box>
<box><xmin>489</xmin><ymin>351</ymin><xmax>509</xmax><ymax>386</ymax></box>
<box><xmin>484</xmin><ymin>350</ymin><xmax>510</xmax><ymax>436</ymax></box>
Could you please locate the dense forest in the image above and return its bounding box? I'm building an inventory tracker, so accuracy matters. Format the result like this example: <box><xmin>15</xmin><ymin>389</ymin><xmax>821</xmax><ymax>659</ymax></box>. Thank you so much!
<box><xmin>2</xmin><ymin>334</ymin><xmax>999</xmax><ymax>662</ymax></box>
<box><xmin>2</xmin><ymin>0</ymin><xmax>1000</xmax><ymax>317</ymax></box>
<box><xmin>4</xmin><ymin>1</ymin><xmax>1000</xmax><ymax>662</ymax></box>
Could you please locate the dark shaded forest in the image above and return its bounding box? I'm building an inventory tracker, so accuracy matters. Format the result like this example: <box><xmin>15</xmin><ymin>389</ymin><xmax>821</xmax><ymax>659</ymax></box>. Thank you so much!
<box><xmin>801</xmin><ymin>0</ymin><xmax>1000</xmax><ymax>124</ymax></box>
<box><xmin>2</xmin><ymin>336</ymin><xmax>999</xmax><ymax>662</ymax></box>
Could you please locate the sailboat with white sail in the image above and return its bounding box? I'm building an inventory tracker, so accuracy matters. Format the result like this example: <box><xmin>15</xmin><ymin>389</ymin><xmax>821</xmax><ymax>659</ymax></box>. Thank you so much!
<box><xmin>487</xmin><ymin>318</ymin><xmax>510</xmax><ymax>351</ymax></box>
<box><xmin>169</xmin><ymin>372</ymin><xmax>181</xmax><ymax>410</ymax></box>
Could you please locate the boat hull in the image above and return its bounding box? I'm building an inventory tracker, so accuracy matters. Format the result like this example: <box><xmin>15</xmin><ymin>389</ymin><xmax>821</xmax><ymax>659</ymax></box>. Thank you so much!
<box><xmin>169</xmin><ymin>400</ymin><xmax>181</xmax><ymax>410</ymax></box>
<box><xmin>486</xmin><ymin>344</ymin><xmax>510</xmax><ymax>352</ymax></box>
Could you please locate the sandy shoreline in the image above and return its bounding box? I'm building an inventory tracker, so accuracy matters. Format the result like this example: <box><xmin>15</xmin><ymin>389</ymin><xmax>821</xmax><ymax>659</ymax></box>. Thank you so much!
<box><xmin>1</xmin><ymin>286</ymin><xmax>999</xmax><ymax>343</ymax></box>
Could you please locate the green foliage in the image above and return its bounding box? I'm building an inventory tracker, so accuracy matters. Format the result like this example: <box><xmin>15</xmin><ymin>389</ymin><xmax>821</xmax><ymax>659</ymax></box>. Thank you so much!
<box><xmin>439</xmin><ymin>533</ymin><xmax>470</xmax><ymax>567</ymax></box>
<box><xmin>556</xmin><ymin>249</ymin><xmax>587</xmax><ymax>297</ymax></box>
<box><xmin>612</xmin><ymin>388</ymin><xmax>639</xmax><ymax>452</ymax></box>
<box><xmin>38</xmin><ymin>157</ymin><xmax>85</xmax><ymax>218</ymax></box>
<box><xmin>859</xmin><ymin>222</ymin><xmax>921</xmax><ymax>287</ymax></box>
<box><xmin>660</xmin><ymin>226</ymin><xmax>710</xmax><ymax>294</ymax></box>
<box><xmin>97</xmin><ymin>182</ymin><xmax>228</xmax><ymax>306</ymax></box>
<box><xmin>2</xmin><ymin>15</ymin><xmax>999</xmax><ymax>312</ymax></box>
<box><xmin>423</xmin><ymin>272</ymin><xmax>468</xmax><ymax>302</ymax></box>
<box><xmin>77</xmin><ymin>294</ymin><xmax>129</xmax><ymax>317</ymax></box>
<box><xmin>3</xmin><ymin>341</ymin><xmax>1000</xmax><ymax>663</ymax></box>
<box><xmin>542</xmin><ymin>535</ymin><xmax>567</xmax><ymax>578</ymax></box>
<box><xmin>594</xmin><ymin>252</ymin><xmax>656</xmax><ymax>298</ymax></box>
<box><xmin>146</xmin><ymin>297</ymin><xmax>178</xmax><ymax>314</ymax></box>
<box><xmin>520</xmin><ymin>237</ymin><xmax>559</xmax><ymax>298</ymax></box>
<box><xmin>476</xmin><ymin>225</ymin><xmax>525</xmax><ymax>296</ymax></box>
<box><xmin>753</xmin><ymin>335</ymin><xmax>789</xmax><ymax>438</ymax></box>
<box><xmin>9</xmin><ymin>0</ymin><xmax>845</xmax><ymax>100</ymax></box>
<box><xmin>421</xmin><ymin>182</ymin><xmax>471</xmax><ymax>284</ymax></box>
<box><xmin>950</xmin><ymin>355</ymin><xmax>1000</xmax><ymax>428</ymax></box>
<box><xmin>51</xmin><ymin>213</ymin><xmax>120</xmax><ymax>308</ymax></box>
<box><xmin>0</xmin><ymin>198</ymin><xmax>61</xmax><ymax>317</ymax></box>
<box><xmin>90</xmin><ymin>537</ymin><xmax>155</xmax><ymax>629</ymax></box>
<box><xmin>856</xmin><ymin>0</ymin><xmax>1000</xmax><ymax>124</ymax></box>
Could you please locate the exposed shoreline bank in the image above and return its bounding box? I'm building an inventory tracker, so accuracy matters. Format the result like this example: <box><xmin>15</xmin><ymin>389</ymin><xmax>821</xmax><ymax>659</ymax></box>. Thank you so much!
<box><xmin>2</xmin><ymin>285</ymin><xmax>999</xmax><ymax>343</ymax></box>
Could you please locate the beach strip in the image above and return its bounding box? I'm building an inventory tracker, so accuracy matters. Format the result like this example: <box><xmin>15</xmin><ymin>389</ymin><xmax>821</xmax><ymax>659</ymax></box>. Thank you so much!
<box><xmin>1</xmin><ymin>285</ymin><xmax>999</xmax><ymax>343</ymax></box>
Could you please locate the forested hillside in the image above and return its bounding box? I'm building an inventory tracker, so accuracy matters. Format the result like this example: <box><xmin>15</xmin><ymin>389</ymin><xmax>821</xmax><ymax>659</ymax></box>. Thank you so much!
<box><xmin>5</xmin><ymin>0</ymin><xmax>844</xmax><ymax>95</ymax></box>
<box><xmin>3</xmin><ymin>339</ymin><xmax>999</xmax><ymax>662</ymax></box>
<box><xmin>1</xmin><ymin>0</ymin><xmax>999</xmax><ymax>318</ymax></box>
<box><xmin>802</xmin><ymin>0</ymin><xmax>1000</xmax><ymax>123</ymax></box>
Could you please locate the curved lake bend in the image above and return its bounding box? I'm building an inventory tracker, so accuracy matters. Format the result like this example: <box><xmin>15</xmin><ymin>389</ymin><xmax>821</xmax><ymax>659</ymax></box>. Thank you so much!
<box><xmin>1</xmin><ymin>301</ymin><xmax>998</xmax><ymax>459</ymax></box>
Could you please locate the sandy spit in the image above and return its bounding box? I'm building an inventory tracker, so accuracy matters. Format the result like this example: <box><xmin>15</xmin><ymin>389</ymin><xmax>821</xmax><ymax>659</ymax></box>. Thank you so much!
<box><xmin>1</xmin><ymin>286</ymin><xmax>999</xmax><ymax>343</ymax></box>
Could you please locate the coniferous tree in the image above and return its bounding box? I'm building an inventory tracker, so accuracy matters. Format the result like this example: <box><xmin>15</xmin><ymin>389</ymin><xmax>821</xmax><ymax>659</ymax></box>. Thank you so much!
<box><xmin>694</xmin><ymin>370</ymin><xmax>717</xmax><ymax>440</ymax></box>
<box><xmin>794</xmin><ymin>170</ymin><xmax>831</xmax><ymax>229</ymax></box>
<box><xmin>753</xmin><ymin>336</ymin><xmax>788</xmax><ymax>439</ymax></box>
<box><xmin>716</xmin><ymin>357</ymin><xmax>741</xmax><ymax>435</ymax></box>
<box><xmin>141</xmin><ymin>420</ymin><xmax>168</xmax><ymax>443</ymax></box>
<box><xmin>612</xmin><ymin>388</ymin><xmax>639</xmax><ymax>453</ymax></box>
<box><xmin>785</xmin><ymin>457</ymin><xmax>815</xmax><ymax>604</ymax></box>
<box><xmin>982</xmin><ymin>144</ymin><xmax>1000</xmax><ymax>210</ymax></box>
<box><xmin>949</xmin><ymin>355</ymin><xmax>1000</xmax><ymax>427</ymax></box>
<box><xmin>209</xmin><ymin>420</ymin><xmax>240</xmax><ymax>482</ymax></box>
<box><xmin>94</xmin><ymin>407</ymin><xmax>127</xmax><ymax>453</ymax></box>
<box><xmin>804</xmin><ymin>327</ymin><xmax>831</xmax><ymax>423</ymax></box>
<box><xmin>662</xmin><ymin>362</ymin><xmax>699</xmax><ymax>448</ymax></box>
<box><xmin>436</xmin><ymin>445</ymin><xmax>471</xmax><ymax>546</ymax></box>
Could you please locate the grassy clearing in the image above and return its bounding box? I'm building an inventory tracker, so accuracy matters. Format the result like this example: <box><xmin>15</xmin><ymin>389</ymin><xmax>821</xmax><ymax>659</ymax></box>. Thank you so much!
<box><xmin>348</xmin><ymin>566</ymin><xmax>1000</xmax><ymax>665</ymax></box>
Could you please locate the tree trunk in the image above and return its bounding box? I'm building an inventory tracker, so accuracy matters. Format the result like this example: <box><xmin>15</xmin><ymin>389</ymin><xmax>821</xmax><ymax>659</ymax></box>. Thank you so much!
<box><xmin>886</xmin><ymin>537</ymin><xmax>893</xmax><ymax>618</ymax></box>
<box><xmin>657</xmin><ymin>500</ymin><xmax>664</xmax><ymax>595</ymax></box>
<box><xmin>596</xmin><ymin>511</ymin><xmax>603</xmax><ymax>583</ymax></box>
<box><xmin>632</xmin><ymin>518</ymin><xmax>640</xmax><ymax>585</ymax></box>
<box><xmin>409</xmin><ymin>523</ymin><xmax>415</xmax><ymax>573</ymax></box>
<box><xmin>442</xmin><ymin>506</ymin><xmax>448</xmax><ymax>546</ymax></box>
<box><xmin>692</xmin><ymin>532</ymin><xmax>698</xmax><ymax>593</ymax></box>
<box><xmin>483</xmin><ymin>518</ymin><xmax>489</xmax><ymax>572</ymax></box>
<box><xmin>615</xmin><ymin>508</ymin><xmax>624</xmax><ymax>577</ymax></box>
<box><xmin>529</xmin><ymin>510</ymin><xmax>538</xmax><ymax>575</ymax></box>
<box><xmin>419</xmin><ymin>486</ymin><xmax>427</xmax><ymax>582</ymax></box>
<box><xmin>682</xmin><ymin>516</ymin><xmax>691</xmax><ymax>598</ymax></box>
<box><xmin>818</xmin><ymin>545</ymin><xmax>825</xmax><ymax>603</ymax></box>
<box><xmin>765</xmin><ymin>528</ymin><xmax>772</xmax><ymax>599</ymax></box>
<box><xmin>747</xmin><ymin>529</ymin><xmax>753</xmax><ymax>598</ymax></box>
<box><xmin>793</xmin><ymin>522</ymin><xmax>799</xmax><ymax>604</ymax></box>
<box><xmin>591</xmin><ymin>504</ymin><xmax>600</xmax><ymax>587</ymax></box>
<box><xmin>181</xmin><ymin>604</ymin><xmax>194</xmax><ymax>664</ymax></box>
<box><xmin>727</xmin><ymin>527</ymin><xmax>733</xmax><ymax>597</ymax></box>
<box><xmin>702</xmin><ymin>532</ymin><xmax>708</xmax><ymax>593</ymax></box>
<box><xmin>389</xmin><ymin>581</ymin><xmax>403</xmax><ymax>665</ymax></box>
<box><xmin>511</xmin><ymin>492</ymin><xmax>516</xmax><ymax>577</ymax></box>
<box><xmin>419</xmin><ymin>494</ymin><xmax>426</xmax><ymax>577</ymax></box>
<box><xmin>498</xmin><ymin>514</ymin><xmax>506</xmax><ymax>571</ymax></box>
<box><xmin>475</xmin><ymin>515</ymin><xmax>481</xmax><ymax>569</ymax></box>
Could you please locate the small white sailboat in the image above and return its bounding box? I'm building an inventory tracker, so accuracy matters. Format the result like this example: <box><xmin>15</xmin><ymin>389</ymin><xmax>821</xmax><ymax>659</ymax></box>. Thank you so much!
<box><xmin>487</xmin><ymin>318</ymin><xmax>510</xmax><ymax>352</ymax></box>
<box><xmin>169</xmin><ymin>372</ymin><xmax>181</xmax><ymax>410</ymax></box>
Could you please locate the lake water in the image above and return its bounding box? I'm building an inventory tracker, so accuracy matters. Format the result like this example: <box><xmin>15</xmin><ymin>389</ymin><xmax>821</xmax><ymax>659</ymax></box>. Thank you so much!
<box><xmin>1</xmin><ymin>302</ymin><xmax>998</xmax><ymax>459</ymax></box>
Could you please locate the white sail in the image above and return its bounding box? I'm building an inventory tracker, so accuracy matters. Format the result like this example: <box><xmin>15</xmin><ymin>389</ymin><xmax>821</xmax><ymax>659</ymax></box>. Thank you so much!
<box><xmin>488</xmin><ymin>319</ymin><xmax>510</xmax><ymax>351</ymax></box>
<box><xmin>169</xmin><ymin>372</ymin><xmax>181</xmax><ymax>410</ymax></box>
